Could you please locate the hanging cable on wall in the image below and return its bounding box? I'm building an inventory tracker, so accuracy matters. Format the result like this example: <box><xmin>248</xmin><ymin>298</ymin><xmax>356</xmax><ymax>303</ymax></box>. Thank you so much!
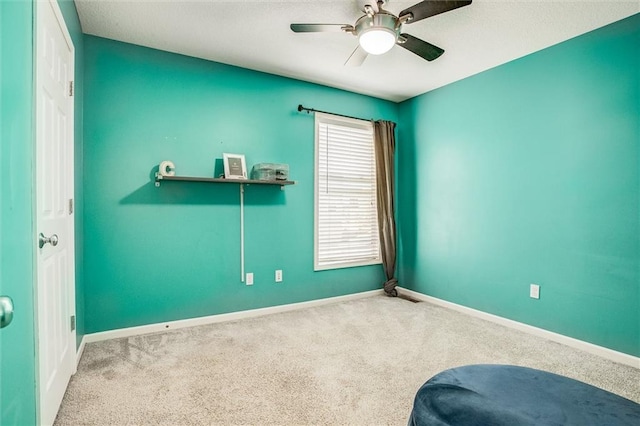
<box><xmin>240</xmin><ymin>184</ymin><xmax>245</xmax><ymax>282</ymax></box>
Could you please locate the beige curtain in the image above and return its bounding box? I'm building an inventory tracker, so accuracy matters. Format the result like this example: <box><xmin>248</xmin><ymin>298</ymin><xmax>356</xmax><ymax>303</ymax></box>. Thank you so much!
<box><xmin>373</xmin><ymin>120</ymin><xmax>398</xmax><ymax>297</ymax></box>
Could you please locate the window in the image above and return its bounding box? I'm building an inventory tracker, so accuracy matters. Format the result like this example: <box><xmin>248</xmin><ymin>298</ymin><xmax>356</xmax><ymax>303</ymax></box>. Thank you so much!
<box><xmin>314</xmin><ymin>112</ymin><xmax>380</xmax><ymax>270</ymax></box>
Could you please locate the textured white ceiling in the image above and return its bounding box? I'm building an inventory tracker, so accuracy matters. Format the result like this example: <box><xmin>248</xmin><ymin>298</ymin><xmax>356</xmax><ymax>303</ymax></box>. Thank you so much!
<box><xmin>74</xmin><ymin>0</ymin><xmax>639</xmax><ymax>102</ymax></box>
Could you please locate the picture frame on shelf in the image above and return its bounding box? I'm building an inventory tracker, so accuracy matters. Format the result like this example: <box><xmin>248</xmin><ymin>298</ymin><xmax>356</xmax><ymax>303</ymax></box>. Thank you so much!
<box><xmin>222</xmin><ymin>153</ymin><xmax>247</xmax><ymax>179</ymax></box>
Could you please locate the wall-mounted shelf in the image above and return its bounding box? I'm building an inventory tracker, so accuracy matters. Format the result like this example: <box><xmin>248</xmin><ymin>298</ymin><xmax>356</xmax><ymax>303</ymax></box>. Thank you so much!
<box><xmin>155</xmin><ymin>173</ymin><xmax>295</xmax><ymax>188</ymax></box>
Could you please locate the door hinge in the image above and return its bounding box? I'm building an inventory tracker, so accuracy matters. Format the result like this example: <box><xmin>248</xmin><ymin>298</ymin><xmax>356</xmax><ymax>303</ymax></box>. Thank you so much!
<box><xmin>70</xmin><ymin>315</ymin><xmax>76</xmax><ymax>332</ymax></box>
<box><xmin>69</xmin><ymin>81</ymin><xmax>74</xmax><ymax>97</ymax></box>
<box><xmin>69</xmin><ymin>198</ymin><xmax>74</xmax><ymax>214</ymax></box>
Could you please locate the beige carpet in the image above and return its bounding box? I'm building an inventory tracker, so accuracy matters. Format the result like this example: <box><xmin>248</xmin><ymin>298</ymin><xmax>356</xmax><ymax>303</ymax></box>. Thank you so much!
<box><xmin>55</xmin><ymin>295</ymin><xmax>639</xmax><ymax>425</ymax></box>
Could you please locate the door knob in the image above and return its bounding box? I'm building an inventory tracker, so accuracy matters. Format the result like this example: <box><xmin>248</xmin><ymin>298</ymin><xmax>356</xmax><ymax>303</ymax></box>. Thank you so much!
<box><xmin>0</xmin><ymin>296</ymin><xmax>14</xmax><ymax>329</ymax></box>
<box><xmin>39</xmin><ymin>233</ymin><xmax>59</xmax><ymax>249</ymax></box>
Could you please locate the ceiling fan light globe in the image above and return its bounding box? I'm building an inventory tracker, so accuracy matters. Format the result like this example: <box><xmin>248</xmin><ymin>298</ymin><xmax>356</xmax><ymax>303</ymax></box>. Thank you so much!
<box><xmin>358</xmin><ymin>28</ymin><xmax>396</xmax><ymax>55</ymax></box>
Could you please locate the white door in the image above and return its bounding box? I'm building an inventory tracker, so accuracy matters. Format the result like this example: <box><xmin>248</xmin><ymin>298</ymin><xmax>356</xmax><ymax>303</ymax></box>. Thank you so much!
<box><xmin>36</xmin><ymin>0</ymin><xmax>75</xmax><ymax>424</ymax></box>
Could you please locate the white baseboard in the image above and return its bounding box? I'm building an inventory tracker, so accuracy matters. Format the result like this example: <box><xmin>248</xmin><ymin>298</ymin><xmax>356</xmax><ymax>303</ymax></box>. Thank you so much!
<box><xmin>84</xmin><ymin>289</ymin><xmax>384</xmax><ymax>344</ymax></box>
<box><xmin>397</xmin><ymin>287</ymin><xmax>640</xmax><ymax>369</ymax></box>
<box><xmin>80</xmin><ymin>287</ymin><xmax>639</xmax><ymax>369</ymax></box>
<box><xmin>75</xmin><ymin>335</ymin><xmax>86</xmax><ymax>371</ymax></box>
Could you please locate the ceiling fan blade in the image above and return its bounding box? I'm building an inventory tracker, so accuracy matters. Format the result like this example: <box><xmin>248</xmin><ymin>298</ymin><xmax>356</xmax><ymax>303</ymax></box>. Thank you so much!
<box><xmin>399</xmin><ymin>1</ymin><xmax>472</xmax><ymax>24</ymax></box>
<box><xmin>398</xmin><ymin>33</ymin><xmax>444</xmax><ymax>61</ymax></box>
<box><xmin>290</xmin><ymin>23</ymin><xmax>352</xmax><ymax>33</ymax></box>
<box><xmin>344</xmin><ymin>45</ymin><xmax>368</xmax><ymax>67</ymax></box>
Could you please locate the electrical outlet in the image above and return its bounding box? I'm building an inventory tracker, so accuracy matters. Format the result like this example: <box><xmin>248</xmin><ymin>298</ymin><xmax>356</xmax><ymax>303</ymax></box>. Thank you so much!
<box><xmin>530</xmin><ymin>283</ymin><xmax>540</xmax><ymax>299</ymax></box>
<box><xmin>275</xmin><ymin>270</ymin><xmax>283</xmax><ymax>283</ymax></box>
<box><xmin>246</xmin><ymin>273</ymin><xmax>254</xmax><ymax>286</ymax></box>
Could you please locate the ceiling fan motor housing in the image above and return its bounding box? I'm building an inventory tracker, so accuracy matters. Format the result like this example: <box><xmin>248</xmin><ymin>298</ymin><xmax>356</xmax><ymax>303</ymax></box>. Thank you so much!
<box><xmin>355</xmin><ymin>11</ymin><xmax>400</xmax><ymax>54</ymax></box>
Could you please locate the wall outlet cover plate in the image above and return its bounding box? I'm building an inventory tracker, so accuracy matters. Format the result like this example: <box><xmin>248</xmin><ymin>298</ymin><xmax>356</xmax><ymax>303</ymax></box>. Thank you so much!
<box><xmin>530</xmin><ymin>284</ymin><xmax>540</xmax><ymax>299</ymax></box>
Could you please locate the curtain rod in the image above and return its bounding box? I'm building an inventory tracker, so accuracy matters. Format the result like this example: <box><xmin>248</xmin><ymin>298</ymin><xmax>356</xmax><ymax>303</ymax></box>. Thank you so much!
<box><xmin>297</xmin><ymin>104</ymin><xmax>375</xmax><ymax>122</ymax></box>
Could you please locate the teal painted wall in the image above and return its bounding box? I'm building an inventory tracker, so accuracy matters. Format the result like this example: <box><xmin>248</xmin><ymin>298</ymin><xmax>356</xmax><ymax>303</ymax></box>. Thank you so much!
<box><xmin>57</xmin><ymin>0</ymin><xmax>85</xmax><ymax>349</ymax></box>
<box><xmin>397</xmin><ymin>15</ymin><xmax>640</xmax><ymax>356</ymax></box>
<box><xmin>0</xmin><ymin>1</ymin><xmax>37</xmax><ymax>424</ymax></box>
<box><xmin>82</xmin><ymin>36</ymin><xmax>397</xmax><ymax>333</ymax></box>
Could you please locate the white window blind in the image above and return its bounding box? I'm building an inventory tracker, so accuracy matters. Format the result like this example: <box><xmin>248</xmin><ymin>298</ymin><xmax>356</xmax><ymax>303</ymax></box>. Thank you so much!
<box><xmin>314</xmin><ymin>112</ymin><xmax>380</xmax><ymax>271</ymax></box>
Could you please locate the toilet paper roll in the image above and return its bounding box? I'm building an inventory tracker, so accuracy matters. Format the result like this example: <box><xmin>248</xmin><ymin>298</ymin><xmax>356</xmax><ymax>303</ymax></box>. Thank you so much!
<box><xmin>159</xmin><ymin>160</ymin><xmax>176</xmax><ymax>177</ymax></box>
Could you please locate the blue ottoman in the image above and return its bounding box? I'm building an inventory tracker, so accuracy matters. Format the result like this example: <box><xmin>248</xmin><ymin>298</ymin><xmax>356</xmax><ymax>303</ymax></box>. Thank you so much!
<box><xmin>409</xmin><ymin>364</ymin><xmax>640</xmax><ymax>426</ymax></box>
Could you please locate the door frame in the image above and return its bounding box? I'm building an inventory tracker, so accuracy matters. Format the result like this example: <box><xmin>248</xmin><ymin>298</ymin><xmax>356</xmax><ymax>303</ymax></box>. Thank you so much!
<box><xmin>34</xmin><ymin>0</ymin><xmax>76</xmax><ymax>424</ymax></box>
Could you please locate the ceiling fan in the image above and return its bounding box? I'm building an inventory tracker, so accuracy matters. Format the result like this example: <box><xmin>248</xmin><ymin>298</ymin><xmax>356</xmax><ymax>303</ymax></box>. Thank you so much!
<box><xmin>290</xmin><ymin>0</ymin><xmax>472</xmax><ymax>66</ymax></box>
